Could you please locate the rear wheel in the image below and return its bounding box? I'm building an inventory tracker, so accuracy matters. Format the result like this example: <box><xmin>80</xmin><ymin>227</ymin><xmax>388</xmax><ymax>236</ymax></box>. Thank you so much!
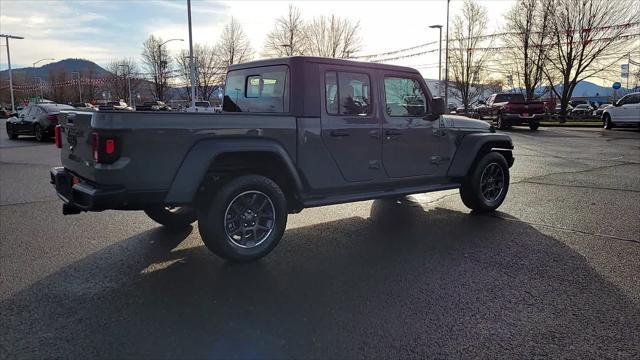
<box><xmin>529</xmin><ymin>121</ymin><xmax>540</xmax><ymax>131</ymax></box>
<box><xmin>603</xmin><ymin>114</ymin><xmax>613</xmax><ymax>129</ymax></box>
<box><xmin>460</xmin><ymin>152</ymin><xmax>510</xmax><ymax>212</ymax></box>
<box><xmin>496</xmin><ymin>113</ymin><xmax>507</xmax><ymax>130</ymax></box>
<box><xmin>197</xmin><ymin>175</ymin><xmax>287</xmax><ymax>262</ymax></box>
<box><xmin>34</xmin><ymin>124</ymin><xmax>46</xmax><ymax>142</ymax></box>
<box><xmin>144</xmin><ymin>206</ymin><xmax>197</xmax><ymax>230</ymax></box>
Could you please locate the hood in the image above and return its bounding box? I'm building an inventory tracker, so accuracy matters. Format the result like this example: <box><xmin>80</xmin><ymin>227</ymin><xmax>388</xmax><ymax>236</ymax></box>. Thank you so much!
<box><xmin>442</xmin><ymin>115</ymin><xmax>492</xmax><ymax>131</ymax></box>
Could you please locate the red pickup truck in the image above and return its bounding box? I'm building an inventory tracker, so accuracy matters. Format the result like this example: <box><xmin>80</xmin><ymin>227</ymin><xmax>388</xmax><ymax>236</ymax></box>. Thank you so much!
<box><xmin>475</xmin><ymin>93</ymin><xmax>545</xmax><ymax>131</ymax></box>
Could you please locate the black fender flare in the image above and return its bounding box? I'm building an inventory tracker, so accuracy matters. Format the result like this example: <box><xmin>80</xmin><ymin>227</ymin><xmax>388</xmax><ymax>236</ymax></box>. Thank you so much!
<box><xmin>164</xmin><ymin>138</ymin><xmax>304</xmax><ymax>204</ymax></box>
<box><xmin>447</xmin><ymin>133</ymin><xmax>513</xmax><ymax>178</ymax></box>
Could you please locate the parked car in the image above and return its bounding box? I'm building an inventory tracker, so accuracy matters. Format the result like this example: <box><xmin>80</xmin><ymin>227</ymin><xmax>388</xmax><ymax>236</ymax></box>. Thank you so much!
<box><xmin>6</xmin><ymin>103</ymin><xmax>74</xmax><ymax>141</ymax></box>
<box><xmin>475</xmin><ymin>93</ymin><xmax>545</xmax><ymax>130</ymax></box>
<box><xmin>1</xmin><ymin>106</ymin><xmax>12</xmax><ymax>119</ymax></box>
<box><xmin>570</xmin><ymin>104</ymin><xmax>593</xmax><ymax>118</ymax></box>
<box><xmin>602</xmin><ymin>92</ymin><xmax>640</xmax><ymax>129</ymax></box>
<box><xmin>73</xmin><ymin>103</ymin><xmax>98</xmax><ymax>111</ymax></box>
<box><xmin>51</xmin><ymin>56</ymin><xmax>514</xmax><ymax>262</ymax></box>
<box><xmin>185</xmin><ymin>101</ymin><xmax>221</xmax><ymax>113</ymax></box>
<box><xmin>136</xmin><ymin>101</ymin><xmax>171</xmax><ymax>111</ymax></box>
<box><xmin>554</xmin><ymin>104</ymin><xmax>573</xmax><ymax>114</ymax></box>
<box><xmin>98</xmin><ymin>101</ymin><xmax>132</xmax><ymax>111</ymax></box>
<box><xmin>592</xmin><ymin>104</ymin><xmax>611</xmax><ymax>117</ymax></box>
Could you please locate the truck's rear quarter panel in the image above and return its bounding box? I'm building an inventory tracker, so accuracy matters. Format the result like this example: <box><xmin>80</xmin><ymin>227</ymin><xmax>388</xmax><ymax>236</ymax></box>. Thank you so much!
<box><xmin>60</xmin><ymin>111</ymin><xmax>297</xmax><ymax>193</ymax></box>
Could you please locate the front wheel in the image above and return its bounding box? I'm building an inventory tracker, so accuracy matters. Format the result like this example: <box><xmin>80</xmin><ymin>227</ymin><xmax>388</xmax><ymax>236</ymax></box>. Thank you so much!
<box><xmin>603</xmin><ymin>114</ymin><xmax>613</xmax><ymax>129</ymax></box>
<box><xmin>460</xmin><ymin>152</ymin><xmax>510</xmax><ymax>212</ymax></box>
<box><xmin>144</xmin><ymin>206</ymin><xmax>197</xmax><ymax>230</ymax></box>
<box><xmin>6</xmin><ymin>126</ymin><xmax>18</xmax><ymax>140</ymax></box>
<box><xmin>198</xmin><ymin>175</ymin><xmax>288</xmax><ymax>262</ymax></box>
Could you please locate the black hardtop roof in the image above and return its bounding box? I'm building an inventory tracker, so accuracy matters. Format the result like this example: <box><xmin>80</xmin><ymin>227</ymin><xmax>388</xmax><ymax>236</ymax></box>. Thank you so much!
<box><xmin>228</xmin><ymin>56</ymin><xmax>421</xmax><ymax>75</ymax></box>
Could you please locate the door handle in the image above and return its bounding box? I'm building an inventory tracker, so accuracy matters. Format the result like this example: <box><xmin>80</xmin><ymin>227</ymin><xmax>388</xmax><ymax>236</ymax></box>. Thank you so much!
<box><xmin>385</xmin><ymin>129</ymin><xmax>403</xmax><ymax>136</ymax></box>
<box><xmin>330</xmin><ymin>129</ymin><xmax>349</xmax><ymax>137</ymax></box>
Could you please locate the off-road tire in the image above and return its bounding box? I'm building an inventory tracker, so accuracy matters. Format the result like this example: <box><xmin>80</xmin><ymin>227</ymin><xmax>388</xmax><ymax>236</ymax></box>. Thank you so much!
<box><xmin>34</xmin><ymin>124</ymin><xmax>46</xmax><ymax>142</ymax></box>
<box><xmin>529</xmin><ymin>122</ymin><xmax>540</xmax><ymax>131</ymax></box>
<box><xmin>7</xmin><ymin>126</ymin><xmax>18</xmax><ymax>140</ymax></box>
<box><xmin>197</xmin><ymin>175</ymin><xmax>288</xmax><ymax>262</ymax></box>
<box><xmin>460</xmin><ymin>152</ymin><xmax>510</xmax><ymax>212</ymax></box>
<box><xmin>144</xmin><ymin>206</ymin><xmax>197</xmax><ymax>230</ymax></box>
<box><xmin>603</xmin><ymin>114</ymin><xmax>613</xmax><ymax>129</ymax></box>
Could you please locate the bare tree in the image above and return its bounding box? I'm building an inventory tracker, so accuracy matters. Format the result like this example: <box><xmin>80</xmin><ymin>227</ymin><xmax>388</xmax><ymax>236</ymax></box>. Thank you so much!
<box><xmin>141</xmin><ymin>35</ymin><xmax>174</xmax><ymax>101</ymax></box>
<box><xmin>175</xmin><ymin>44</ymin><xmax>223</xmax><ymax>102</ymax></box>
<box><xmin>449</xmin><ymin>0</ymin><xmax>492</xmax><ymax>110</ymax></box>
<box><xmin>104</xmin><ymin>58</ymin><xmax>143</xmax><ymax>103</ymax></box>
<box><xmin>215</xmin><ymin>17</ymin><xmax>253</xmax><ymax>69</ymax></box>
<box><xmin>502</xmin><ymin>0</ymin><xmax>551</xmax><ymax>100</ymax></box>
<box><xmin>263</xmin><ymin>4</ymin><xmax>307</xmax><ymax>57</ymax></box>
<box><xmin>542</xmin><ymin>0</ymin><xmax>639</xmax><ymax>116</ymax></box>
<box><xmin>305</xmin><ymin>15</ymin><xmax>361</xmax><ymax>58</ymax></box>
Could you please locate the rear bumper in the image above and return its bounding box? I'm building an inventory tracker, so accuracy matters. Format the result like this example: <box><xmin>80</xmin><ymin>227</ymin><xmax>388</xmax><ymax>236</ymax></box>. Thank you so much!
<box><xmin>50</xmin><ymin>167</ymin><xmax>164</xmax><ymax>211</ymax></box>
<box><xmin>503</xmin><ymin>113</ymin><xmax>544</xmax><ymax>123</ymax></box>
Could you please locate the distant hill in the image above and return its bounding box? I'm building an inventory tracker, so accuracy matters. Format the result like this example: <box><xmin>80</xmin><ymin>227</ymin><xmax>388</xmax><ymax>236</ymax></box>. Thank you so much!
<box><xmin>0</xmin><ymin>58</ymin><xmax>110</xmax><ymax>82</ymax></box>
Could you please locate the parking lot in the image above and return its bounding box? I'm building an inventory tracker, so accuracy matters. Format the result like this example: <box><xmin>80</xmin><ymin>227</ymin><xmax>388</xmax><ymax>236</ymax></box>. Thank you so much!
<box><xmin>1</xmin><ymin>120</ymin><xmax>639</xmax><ymax>358</ymax></box>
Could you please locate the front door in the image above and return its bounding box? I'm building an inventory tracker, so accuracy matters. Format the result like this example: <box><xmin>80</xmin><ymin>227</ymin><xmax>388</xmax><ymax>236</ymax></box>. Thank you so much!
<box><xmin>381</xmin><ymin>75</ymin><xmax>447</xmax><ymax>178</ymax></box>
<box><xmin>320</xmin><ymin>68</ymin><xmax>382</xmax><ymax>182</ymax></box>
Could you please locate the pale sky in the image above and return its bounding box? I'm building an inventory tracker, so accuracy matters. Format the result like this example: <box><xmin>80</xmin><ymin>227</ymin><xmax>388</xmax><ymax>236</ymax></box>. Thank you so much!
<box><xmin>0</xmin><ymin>0</ymin><xmax>517</xmax><ymax>79</ymax></box>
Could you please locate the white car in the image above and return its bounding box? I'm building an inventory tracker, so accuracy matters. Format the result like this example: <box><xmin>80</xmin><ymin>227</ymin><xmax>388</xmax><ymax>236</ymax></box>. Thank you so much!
<box><xmin>602</xmin><ymin>92</ymin><xmax>640</xmax><ymax>129</ymax></box>
<box><xmin>185</xmin><ymin>101</ymin><xmax>222</xmax><ymax>113</ymax></box>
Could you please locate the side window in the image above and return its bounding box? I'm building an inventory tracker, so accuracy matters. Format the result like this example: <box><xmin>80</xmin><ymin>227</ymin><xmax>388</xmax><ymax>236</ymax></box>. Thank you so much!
<box><xmin>628</xmin><ymin>94</ymin><xmax>640</xmax><ymax>104</ymax></box>
<box><xmin>384</xmin><ymin>77</ymin><xmax>427</xmax><ymax>116</ymax></box>
<box><xmin>324</xmin><ymin>71</ymin><xmax>371</xmax><ymax>116</ymax></box>
<box><xmin>223</xmin><ymin>65</ymin><xmax>289</xmax><ymax>113</ymax></box>
<box><xmin>618</xmin><ymin>95</ymin><xmax>629</xmax><ymax>105</ymax></box>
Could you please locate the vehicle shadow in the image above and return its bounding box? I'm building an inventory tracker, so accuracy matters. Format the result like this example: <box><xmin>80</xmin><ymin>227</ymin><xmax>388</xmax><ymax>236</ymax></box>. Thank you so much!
<box><xmin>2</xmin><ymin>198</ymin><xmax>639</xmax><ymax>359</ymax></box>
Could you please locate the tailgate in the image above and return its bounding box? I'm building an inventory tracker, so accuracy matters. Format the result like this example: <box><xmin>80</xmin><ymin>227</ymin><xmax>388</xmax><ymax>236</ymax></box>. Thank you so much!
<box><xmin>59</xmin><ymin>111</ymin><xmax>97</xmax><ymax>181</ymax></box>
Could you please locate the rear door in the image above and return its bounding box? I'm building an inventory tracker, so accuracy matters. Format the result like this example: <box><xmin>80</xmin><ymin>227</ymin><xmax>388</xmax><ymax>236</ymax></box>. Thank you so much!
<box><xmin>381</xmin><ymin>74</ymin><xmax>447</xmax><ymax>178</ymax></box>
<box><xmin>16</xmin><ymin>106</ymin><xmax>34</xmax><ymax>133</ymax></box>
<box><xmin>320</xmin><ymin>67</ymin><xmax>382</xmax><ymax>182</ymax></box>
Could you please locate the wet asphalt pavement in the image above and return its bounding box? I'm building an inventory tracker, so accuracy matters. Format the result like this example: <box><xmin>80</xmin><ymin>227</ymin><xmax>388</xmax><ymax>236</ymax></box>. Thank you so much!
<box><xmin>1</xmin><ymin>120</ymin><xmax>639</xmax><ymax>359</ymax></box>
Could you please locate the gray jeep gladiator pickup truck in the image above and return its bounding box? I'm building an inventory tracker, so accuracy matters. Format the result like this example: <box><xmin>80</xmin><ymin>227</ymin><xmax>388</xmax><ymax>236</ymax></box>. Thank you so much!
<box><xmin>51</xmin><ymin>56</ymin><xmax>514</xmax><ymax>262</ymax></box>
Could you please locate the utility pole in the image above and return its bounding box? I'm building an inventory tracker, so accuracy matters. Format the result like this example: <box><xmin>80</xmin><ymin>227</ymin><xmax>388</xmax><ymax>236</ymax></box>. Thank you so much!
<box><xmin>158</xmin><ymin>38</ymin><xmax>184</xmax><ymax>102</ymax></box>
<box><xmin>444</xmin><ymin>0</ymin><xmax>450</xmax><ymax>107</ymax></box>
<box><xmin>187</xmin><ymin>0</ymin><xmax>197</xmax><ymax>108</ymax></box>
<box><xmin>1</xmin><ymin>34</ymin><xmax>24</xmax><ymax>111</ymax></box>
<box><xmin>429</xmin><ymin>25</ymin><xmax>443</xmax><ymax>82</ymax></box>
<box><xmin>71</xmin><ymin>71</ymin><xmax>82</xmax><ymax>103</ymax></box>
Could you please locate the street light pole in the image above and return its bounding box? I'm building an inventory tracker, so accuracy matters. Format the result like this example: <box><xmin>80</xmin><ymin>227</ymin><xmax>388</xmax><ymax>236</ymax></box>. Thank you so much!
<box><xmin>444</xmin><ymin>0</ymin><xmax>451</xmax><ymax>107</ymax></box>
<box><xmin>1</xmin><ymin>34</ymin><xmax>24</xmax><ymax>111</ymax></box>
<box><xmin>429</xmin><ymin>25</ymin><xmax>443</xmax><ymax>82</ymax></box>
<box><xmin>32</xmin><ymin>57</ymin><xmax>54</xmax><ymax>100</ymax></box>
<box><xmin>157</xmin><ymin>38</ymin><xmax>184</xmax><ymax>101</ymax></box>
<box><xmin>35</xmin><ymin>77</ymin><xmax>43</xmax><ymax>99</ymax></box>
<box><xmin>187</xmin><ymin>0</ymin><xmax>197</xmax><ymax>108</ymax></box>
<box><xmin>71</xmin><ymin>71</ymin><xmax>82</xmax><ymax>103</ymax></box>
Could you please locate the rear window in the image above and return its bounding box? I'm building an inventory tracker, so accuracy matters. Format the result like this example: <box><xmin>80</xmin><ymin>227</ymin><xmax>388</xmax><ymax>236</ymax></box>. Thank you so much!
<box><xmin>195</xmin><ymin>101</ymin><xmax>210</xmax><ymax>107</ymax></box>
<box><xmin>223</xmin><ymin>65</ymin><xmax>289</xmax><ymax>113</ymax></box>
<box><xmin>494</xmin><ymin>94</ymin><xmax>525</xmax><ymax>103</ymax></box>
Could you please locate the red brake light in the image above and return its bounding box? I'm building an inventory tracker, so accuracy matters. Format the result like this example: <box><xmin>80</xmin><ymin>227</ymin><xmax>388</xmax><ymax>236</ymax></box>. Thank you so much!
<box><xmin>54</xmin><ymin>125</ymin><xmax>62</xmax><ymax>148</ymax></box>
<box><xmin>92</xmin><ymin>132</ymin><xmax>119</xmax><ymax>164</ymax></box>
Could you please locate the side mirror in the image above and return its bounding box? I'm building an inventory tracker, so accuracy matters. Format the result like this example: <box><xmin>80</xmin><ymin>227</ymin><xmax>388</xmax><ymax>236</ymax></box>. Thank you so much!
<box><xmin>614</xmin><ymin>100</ymin><xmax>622</xmax><ymax>107</ymax></box>
<box><xmin>431</xmin><ymin>97</ymin><xmax>445</xmax><ymax>117</ymax></box>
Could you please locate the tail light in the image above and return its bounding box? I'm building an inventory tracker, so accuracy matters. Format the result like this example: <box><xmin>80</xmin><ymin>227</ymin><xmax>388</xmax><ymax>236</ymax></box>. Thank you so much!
<box><xmin>54</xmin><ymin>125</ymin><xmax>62</xmax><ymax>148</ymax></box>
<box><xmin>91</xmin><ymin>132</ymin><xmax>120</xmax><ymax>164</ymax></box>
